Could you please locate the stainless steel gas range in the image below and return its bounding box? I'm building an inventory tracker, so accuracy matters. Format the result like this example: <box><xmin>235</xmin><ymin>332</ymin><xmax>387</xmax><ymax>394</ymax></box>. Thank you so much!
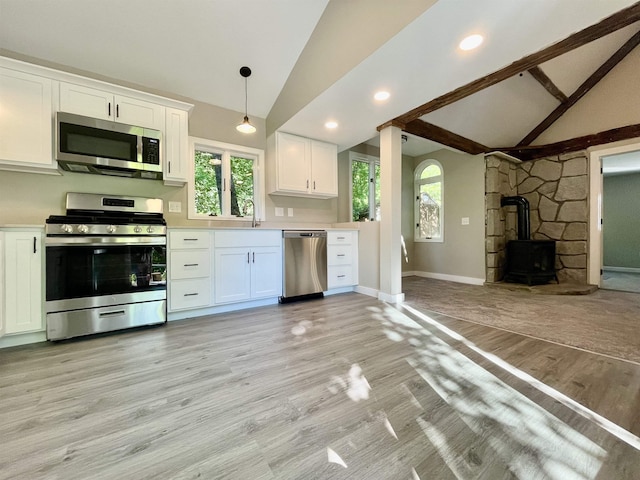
<box><xmin>45</xmin><ymin>193</ymin><xmax>167</xmax><ymax>340</ymax></box>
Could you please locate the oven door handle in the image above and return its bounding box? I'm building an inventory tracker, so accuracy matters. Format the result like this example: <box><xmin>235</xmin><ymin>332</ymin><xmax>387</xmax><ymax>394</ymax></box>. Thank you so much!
<box><xmin>46</xmin><ymin>237</ymin><xmax>166</xmax><ymax>246</ymax></box>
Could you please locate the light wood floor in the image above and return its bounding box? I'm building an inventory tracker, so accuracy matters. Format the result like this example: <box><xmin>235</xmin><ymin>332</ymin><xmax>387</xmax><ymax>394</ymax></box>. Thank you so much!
<box><xmin>1</xmin><ymin>293</ymin><xmax>639</xmax><ymax>479</ymax></box>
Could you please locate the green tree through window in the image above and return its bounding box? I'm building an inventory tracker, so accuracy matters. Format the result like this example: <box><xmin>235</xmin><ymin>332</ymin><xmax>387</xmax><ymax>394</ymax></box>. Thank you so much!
<box><xmin>190</xmin><ymin>139</ymin><xmax>262</xmax><ymax>221</ymax></box>
<box><xmin>350</xmin><ymin>154</ymin><xmax>380</xmax><ymax>222</ymax></box>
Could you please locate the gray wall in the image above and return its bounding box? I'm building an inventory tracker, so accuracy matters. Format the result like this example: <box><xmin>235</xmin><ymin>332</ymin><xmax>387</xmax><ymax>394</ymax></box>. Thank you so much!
<box><xmin>603</xmin><ymin>172</ymin><xmax>640</xmax><ymax>268</ymax></box>
<box><xmin>411</xmin><ymin>149</ymin><xmax>486</xmax><ymax>281</ymax></box>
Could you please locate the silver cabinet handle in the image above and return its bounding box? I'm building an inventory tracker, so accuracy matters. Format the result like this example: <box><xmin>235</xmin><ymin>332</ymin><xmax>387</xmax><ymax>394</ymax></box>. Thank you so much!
<box><xmin>184</xmin><ymin>263</ymin><xmax>198</xmax><ymax>267</ymax></box>
<box><xmin>337</xmin><ymin>254</ymin><xmax>346</xmax><ymax>257</ymax></box>
<box><xmin>33</xmin><ymin>236</ymin><xmax>37</xmax><ymax>253</ymax></box>
<box><xmin>184</xmin><ymin>238</ymin><xmax>198</xmax><ymax>241</ymax></box>
<box><xmin>108</xmin><ymin>102</ymin><xmax>111</xmax><ymax>117</ymax></box>
<box><xmin>184</xmin><ymin>293</ymin><xmax>198</xmax><ymax>297</ymax></box>
<box><xmin>116</xmin><ymin>104</ymin><xmax>119</xmax><ymax>118</ymax></box>
<box><xmin>252</xmin><ymin>252</ymin><xmax>255</xmax><ymax>263</ymax></box>
<box><xmin>247</xmin><ymin>252</ymin><xmax>250</xmax><ymax>263</ymax></box>
<box><xmin>337</xmin><ymin>275</ymin><xmax>346</xmax><ymax>278</ymax></box>
<box><xmin>313</xmin><ymin>181</ymin><xmax>316</xmax><ymax>190</ymax></box>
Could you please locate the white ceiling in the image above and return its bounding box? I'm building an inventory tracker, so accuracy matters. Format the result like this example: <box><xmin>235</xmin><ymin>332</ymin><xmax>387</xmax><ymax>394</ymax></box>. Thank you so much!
<box><xmin>0</xmin><ymin>0</ymin><xmax>328</xmax><ymax>118</ymax></box>
<box><xmin>0</xmin><ymin>0</ymin><xmax>637</xmax><ymax>156</ymax></box>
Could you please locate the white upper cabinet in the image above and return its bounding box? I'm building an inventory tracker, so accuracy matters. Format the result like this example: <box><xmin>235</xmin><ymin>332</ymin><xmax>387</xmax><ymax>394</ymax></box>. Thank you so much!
<box><xmin>0</xmin><ymin>67</ymin><xmax>55</xmax><ymax>171</ymax></box>
<box><xmin>163</xmin><ymin>107</ymin><xmax>190</xmax><ymax>185</ymax></box>
<box><xmin>269</xmin><ymin>131</ymin><xmax>338</xmax><ymax>198</ymax></box>
<box><xmin>60</xmin><ymin>83</ymin><xmax>165</xmax><ymax>131</ymax></box>
<box><xmin>310</xmin><ymin>139</ymin><xmax>338</xmax><ymax>197</ymax></box>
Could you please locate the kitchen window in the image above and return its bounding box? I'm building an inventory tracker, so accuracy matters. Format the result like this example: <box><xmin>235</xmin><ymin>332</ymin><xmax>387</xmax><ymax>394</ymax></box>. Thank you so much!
<box><xmin>188</xmin><ymin>138</ymin><xmax>265</xmax><ymax>221</ymax></box>
<box><xmin>415</xmin><ymin>159</ymin><xmax>443</xmax><ymax>242</ymax></box>
<box><xmin>350</xmin><ymin>152</ymin><xmax>380</xmax><ymax>221</ymax></box>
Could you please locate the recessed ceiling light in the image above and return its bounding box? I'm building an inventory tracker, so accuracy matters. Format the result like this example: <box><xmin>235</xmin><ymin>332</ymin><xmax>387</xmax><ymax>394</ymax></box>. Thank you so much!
<box><xmin>325</xmin><ymin>121</ymin><xmax>338</xmax><ymax>129</ymax></box>
<box><xmin>459</xmin><ymin>34</ymin><xmax>484</xmax><ymax>51</ymax></box>
<box><xmin>374</xmin><ymin>91</ymin><xmax>390</xmax><ymax>101</ymax></box>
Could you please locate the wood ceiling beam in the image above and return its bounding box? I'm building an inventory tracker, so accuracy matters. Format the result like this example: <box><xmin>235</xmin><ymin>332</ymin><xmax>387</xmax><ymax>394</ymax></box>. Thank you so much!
<box><xmin>527</xmin><ymin>66</ymin><xmax>568</xmax><ymax>103</ymax></box>
<box><xmin>404</xmin><ymin>119</ymin><xmax>489</xmax><ymax>155</ymax></box>
<box><xmin>497</xmin><ymin>124</ymin><xmax>640</xmax><ymax>161</ymax></box>
<box><xmin>518</xmin><ymin>29</ymin><xmax>640</xmax><ymax>146</ymax></box>
<box><xmin>384</xmin><ymin>2</ymin><xmax>640</xmax><ymax>128</ymax></box>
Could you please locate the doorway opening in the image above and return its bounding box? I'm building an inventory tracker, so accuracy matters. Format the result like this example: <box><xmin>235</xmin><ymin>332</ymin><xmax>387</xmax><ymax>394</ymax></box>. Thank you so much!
<box><xmin>589</xmin><ymin>141</ymin><xmax>640</xmax><ymax>293</ymax></box>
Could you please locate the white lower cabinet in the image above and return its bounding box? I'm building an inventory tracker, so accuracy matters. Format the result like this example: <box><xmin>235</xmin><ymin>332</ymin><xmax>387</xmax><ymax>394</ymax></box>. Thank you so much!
<box><xmin>2</xmin><ymin>230</ymin><xmax>44</xmax><ymax>334</ymax></box>
<box><xmin>327</xmin><ymin>230</ymin><xmax>359</xmax><ymax>290</ymax></box>
<box><xmin>214</xmin><ymin>230</ymin><xmax>282</xmax><ymax>305</ymax></box>
<box><xmin>168</xmin><ymin>230</ymin><xmax>212</xmax><ymax>311</ymax></box>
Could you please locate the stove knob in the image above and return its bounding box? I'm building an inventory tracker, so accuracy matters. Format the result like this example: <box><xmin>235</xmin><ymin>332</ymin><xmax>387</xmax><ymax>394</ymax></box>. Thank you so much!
<box><xmin>147</xmin><ymin>226</ymin><xmax>155</xmax><ymax>234</ymax></box>
<box><xmin>106</xmin><ymin>225</ymin><xmax>117</xmax><ymax>234</ymax></box>
<box><xmin>61</xmin><ymin>224</ymin><xmax>73</xmax><ymax>233</ymax></box>
<box><xmin>134</xmin><ymin>226</ymin><xmax>142</xmax><ymax>234</ymax></box>
<box><xmin>77</xmin><ymin>224</ymin><xmax>89</xmax><ymax>234</ymax></box>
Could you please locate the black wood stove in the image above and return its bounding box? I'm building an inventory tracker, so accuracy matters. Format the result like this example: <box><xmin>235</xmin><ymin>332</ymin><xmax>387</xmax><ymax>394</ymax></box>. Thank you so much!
<box><xmin>501</xmin><ymin>196</ymin><xmax>557</xmax><ymax>285</ymax></box>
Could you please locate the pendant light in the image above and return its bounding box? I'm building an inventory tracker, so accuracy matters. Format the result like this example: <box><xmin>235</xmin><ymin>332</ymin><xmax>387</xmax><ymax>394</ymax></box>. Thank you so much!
<box><xmin>236</xmin><ymin>66</ymin><xmax>256</xmax><ymax>134</ymax></box>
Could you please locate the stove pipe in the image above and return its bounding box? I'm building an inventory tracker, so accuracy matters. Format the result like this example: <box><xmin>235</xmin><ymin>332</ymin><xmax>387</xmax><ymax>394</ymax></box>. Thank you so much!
<box><xmin>501</xmin><ymin>196</ymin><xmax>530</xmax><ymax>240</ymax></box>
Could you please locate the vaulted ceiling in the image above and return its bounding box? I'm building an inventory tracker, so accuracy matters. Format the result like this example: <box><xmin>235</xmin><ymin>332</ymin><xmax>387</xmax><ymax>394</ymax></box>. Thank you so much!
<box><xmin>1</xmin><ymin>0</ymin><xmax>639</xmax><ymax>162</ymax></box>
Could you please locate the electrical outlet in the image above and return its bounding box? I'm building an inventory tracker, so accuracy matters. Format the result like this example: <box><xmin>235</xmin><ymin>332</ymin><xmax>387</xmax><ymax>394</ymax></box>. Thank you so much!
<box><xmin>461</xmin><ymin>217</ymin><xmax>470</xmax><ymax>225</ymax></box>
<box><xmin>275</xmin><ymin>207</ymin><xmax>284</xmax><ymax>217</ymax></box>
<box><xmin>168</xmin><ymin>201</ymin><xmax>182</xmax><ymax>213</ymax></box>
<box><xmin>288</xmin><ymin>208</ymin><xmax>294</xmax><ymax>217</ymax></box>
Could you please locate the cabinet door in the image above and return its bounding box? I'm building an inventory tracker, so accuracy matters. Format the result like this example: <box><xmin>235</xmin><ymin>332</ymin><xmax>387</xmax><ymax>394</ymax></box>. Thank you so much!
<box><xmin>251</xmin><ymin>247</ymin><xmax>282</xmax><ymax>299</ymax></box>
<box><xmin>60</xmin><ymin>82</ymin><xmax>113</xmax><ymax>120</ymax></box>
<box><xmin>276</xmin><ymin>132</ymin><xmax>310</xmax><ymax>194</ymax></box>
<box><xmin>310</xmin><ymin>140</ymin><xmax>338</xmax><ymax>197</ymax></box>
<box><xmin>115</xmin><ymin>95</ymin><xmax>165</xmax><ymax>130</ymax></box>
<box><xmin>214</xmin><ymin>248</ymin><xmax>251</xmax><ymax>304</ymax></box>
<box><xmin>0</xmin><ymin>68</ymin><xmax>53</xmax><ymax>168</ymax></box>
<box><xmin>4</xmin><ymin>231</ymin><xmax>43</xmax><ymax>334</ymax></box>
<box><xmin>164</xmin><ymin>108</ymin><xmax>189</xmax><ymax>184</ymax></box>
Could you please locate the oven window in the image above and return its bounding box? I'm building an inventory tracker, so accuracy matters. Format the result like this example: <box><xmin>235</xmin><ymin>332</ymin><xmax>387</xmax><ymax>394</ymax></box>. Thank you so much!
<box><xmin>46</xmin><ymin>245</ymin><xmax>166</xmax><ymax>301</ymax></box>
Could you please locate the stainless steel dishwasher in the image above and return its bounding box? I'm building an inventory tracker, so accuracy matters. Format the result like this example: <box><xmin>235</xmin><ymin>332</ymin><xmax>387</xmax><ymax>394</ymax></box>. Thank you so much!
<box><xmin>281</xmin><ymin>230</ymin><xmax>327</xmax><ymax>302</ymax></box>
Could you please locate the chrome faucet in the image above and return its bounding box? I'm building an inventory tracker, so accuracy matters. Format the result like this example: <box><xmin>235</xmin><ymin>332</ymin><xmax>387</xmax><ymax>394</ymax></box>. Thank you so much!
<box><xmin>243</xmin><ymin>199</ymin><xmax>259</xmax><ymax>228</ymax></box>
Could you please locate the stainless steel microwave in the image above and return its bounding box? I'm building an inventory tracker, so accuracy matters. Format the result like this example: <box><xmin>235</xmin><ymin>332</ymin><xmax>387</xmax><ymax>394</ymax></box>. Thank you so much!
<box><xmin>56</xmin><ymin>112</ymin><xmax>162</xmax><ymax>180</ymax></box>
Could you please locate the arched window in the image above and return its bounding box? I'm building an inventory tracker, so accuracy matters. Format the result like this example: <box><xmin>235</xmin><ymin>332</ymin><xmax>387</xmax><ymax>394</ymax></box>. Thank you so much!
<box><xmin>415</xmin><ymin>159</ymin><xmax>443</xmax><ymax>242</ymax></box>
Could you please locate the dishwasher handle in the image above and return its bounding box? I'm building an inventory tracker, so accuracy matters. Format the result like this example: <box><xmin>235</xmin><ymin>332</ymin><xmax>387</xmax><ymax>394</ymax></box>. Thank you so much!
<box><xmin>283</xmin><ymin>230</ymin><xmax>327</xmax><ymax>239</ymax></box>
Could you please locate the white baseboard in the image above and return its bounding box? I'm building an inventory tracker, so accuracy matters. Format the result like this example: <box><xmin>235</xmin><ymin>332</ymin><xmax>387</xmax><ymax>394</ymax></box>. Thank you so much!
<box><xmin>168</xmin><ymin>297</ymin><xmax>279</xmax><ymax>322</ymax></box>
<box><xmin>355</xmin><ymin>285</ymin><xmax>379</xmax><ymax>298</ymax></box>
<box><xmin>0</xmin><ymin>331</ymin><xmax>47</xmax><ymax>349</ymax></box>
<box><xmin>324</xmin><ymin>286</ymin><xmax>355</xmax><ymax>296</ymax></box>
<box><xmin>408</xmin><ymin>270</ymin><xmax>485</xmax><ymax>285</ymax></box>
<box><xmin>377</xmin><ymin>291</ymin><xmax>405</xmax><ymax>303</ymax></box>
<box><xmin>604</xmin><ymin>266</ymin><xmax>640</xmax><ymax>274</ymax></box>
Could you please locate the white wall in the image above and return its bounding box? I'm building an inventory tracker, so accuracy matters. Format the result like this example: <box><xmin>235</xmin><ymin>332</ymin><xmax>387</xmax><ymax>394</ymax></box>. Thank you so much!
<box><xmin>410</xmin><ymin>149</ymin><xmax>486</xmax><ymax>282</ymax></box>
<box><xmin>534</xmin><ymin>47</ymin><xmax>640</xmax><ymax>145</ymax></box>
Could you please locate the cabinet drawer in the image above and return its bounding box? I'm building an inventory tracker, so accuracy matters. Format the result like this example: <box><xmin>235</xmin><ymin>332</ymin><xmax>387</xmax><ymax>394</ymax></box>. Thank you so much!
<box><xmin>327</xmin><ymin>245</ymin><xmax>352</xmax><ymax>266</ymax></box>
<box><xmin>215</xmin><ymin>230</ymin><xmax>281</xmax><ymax>248</ymax></box>
<box><xmin>170</xmin><ymin>278</ymin><xmax>211</xmax><ymax>311</ymax></box>
<box><xmin>328</xmin><ymin>231</ymin><xmax>353</xmax><ymax>245</ymax></box>
<box><xmin>169</xmin><ymin>230</ymin><xmax>210</xmax><ymax>249</ymax></box>
<box><xmin>170</xmin><ymin>250</ymin><xmax>210</xmax><ymax>280</ymax></box>
<box><xmin>327</xmin><ymin>265</ymin><xmax>354</xmax><ymax>289</ymax></box>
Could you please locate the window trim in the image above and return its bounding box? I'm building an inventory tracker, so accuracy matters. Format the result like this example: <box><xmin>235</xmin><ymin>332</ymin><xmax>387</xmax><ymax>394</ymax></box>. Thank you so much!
<box><xmin>188</xmin><ymin>137</ymin><xmax>265</xmax><ymax>222</ymax></box>
<box><xmin>349</xmin><ymin>152</ymin><xmax>380</xmax><ymax>222</ymax></box>
<box><xmin>414</xmin><ymin>159</ymin><xmax>444</xmax><ymax>243</ymax></box>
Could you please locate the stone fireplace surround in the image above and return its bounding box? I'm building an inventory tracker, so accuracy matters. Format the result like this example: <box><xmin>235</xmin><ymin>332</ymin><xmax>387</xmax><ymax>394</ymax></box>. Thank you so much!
<box><xmin>485</xmin><ymin>151</ymin><xmax>589</xmax><ymax>284</ymax></box>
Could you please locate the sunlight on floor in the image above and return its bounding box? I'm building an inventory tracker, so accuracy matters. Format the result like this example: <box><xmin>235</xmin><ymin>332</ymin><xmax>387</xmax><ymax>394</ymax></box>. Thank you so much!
<box><xmin>376</xmin><ymin>304</ymin><xmax>613</xmax><ymax>479</ymax></box>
